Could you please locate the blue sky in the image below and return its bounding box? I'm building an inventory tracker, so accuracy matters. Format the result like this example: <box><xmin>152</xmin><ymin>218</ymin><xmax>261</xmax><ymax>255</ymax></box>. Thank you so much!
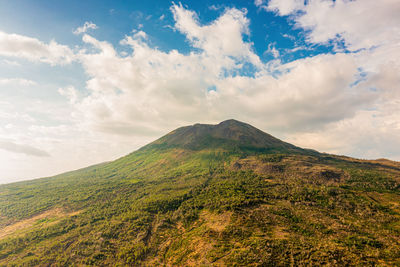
<box><xmin>0</xmin><ymin>0</ymin><xmax>333</xmax><ymax>63</ymax></box>
<box><xmin>0</xmin><ymin>0</ymin><xmax>400</xmax><ymax>183</ymax></box>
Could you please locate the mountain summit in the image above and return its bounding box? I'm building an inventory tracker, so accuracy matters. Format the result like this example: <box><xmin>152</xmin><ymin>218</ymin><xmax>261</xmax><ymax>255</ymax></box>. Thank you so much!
<box><xmin>146</xmin><ymin>119</ymin><xmax>301</xmax><ymax>153</ymax></box>
<box><xmin>1</xmin><ymin>120</ymin><xmax>399</xmax><ymax>266</ymax></box>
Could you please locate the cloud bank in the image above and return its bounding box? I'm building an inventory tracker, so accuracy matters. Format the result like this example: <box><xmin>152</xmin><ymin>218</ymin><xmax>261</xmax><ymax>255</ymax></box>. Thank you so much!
<box><xmin>65</xmin><ymin>3</ymin><xmax>395</xmax><ymax>153</ymax></box>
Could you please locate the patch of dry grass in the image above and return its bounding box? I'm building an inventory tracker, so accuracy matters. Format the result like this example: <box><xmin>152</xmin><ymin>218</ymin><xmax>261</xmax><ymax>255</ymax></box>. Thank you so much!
<box><xmin>0</xmin><ymin>208</ymin><xmax>81</xmax><ymax>239</ymax></box>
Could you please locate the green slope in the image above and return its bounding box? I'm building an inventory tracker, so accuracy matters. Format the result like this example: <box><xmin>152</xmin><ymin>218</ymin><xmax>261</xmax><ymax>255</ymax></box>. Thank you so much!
<box><xmin>0</xmin><ymin>120</ymin><xmax>399</xmax><ymax>266</ymax></box>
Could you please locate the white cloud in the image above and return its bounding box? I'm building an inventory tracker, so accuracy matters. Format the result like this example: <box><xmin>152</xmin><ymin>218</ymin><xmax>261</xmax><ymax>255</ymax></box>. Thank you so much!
<box><xmin>254</xmin><ymin>0</ymin><xmax>265</xmax><ymax>7</ymax></box>
<box><xmin>65</xmin><ymin>4</ymin><xmax>375</xmax><ymax>141</ymax></box>
<box><xmin>0</xmin><ymin>109</ymin><xmax>36</xmax><ymax>123</ymax></box>
<box><xmin>0</xmin><ymin>139</ymin><xmax>50</xmax><ymax>157</ymax></box>
<box><xmin>286</xmin><ymin>106</ymin><xmax>400</xmax><ymax>160</ymax></box>
<box><xmin>132</xmin><ymin>30</ymin><xmax>147</xmax><ymax>40</ymax></box>
<box><xmin>0</xmin><ymin>31</ymin><xmax>74</xmax><ymax>65</ymax></box>
<box><xmin>73</xmin><ymin>21</ymin><xmax>98</xmax><ymax>35</ymax></box>
<box><xmin>262</xmin><ymin>0</ymin><xmax>400</xmax><ymax>160</ymax></box>
<box><xmin>2</xmin><ymin>59</ymin><xmax>21</xmax><ymax>66</ymax></box>
<box><xmin>171</xmin><ymin>3</ymin><xmax>261</xmax><ymax>67</ymax></box>
<box><xmin>209</xmin><ymin>5</ymin><xmax>223</xmax><ymax>11</ymax></box>
<box><xmin>265</xmin><ymin>43</ymin><xmax>279</xmax><ymax>58</ymax></box>
<box><xmin>266</xmin><ymin>0</ymin><xmax>304</xmax><ymax>16</ymax></box>
<box><xmin>0</xmin><ymin>78</ymin><xmax>36</xmax><ymax>86</ymax></box>
<box><xmin>5</xmin><ymin>124</ymin><xmax>14</xmax><ymax>129</ymax></box>
<box><xmin>58</xmin><ymin>86</ymin><xmax>79</xmax><ymax>104</ymax></box>
<box><xmin>282</xmin><ymin>33</ymin><xmax>295</xmax><ymax>41</ymax></box>
<box><xmin>69</xmin><ymin>3</ymin><xmax>400</xmax><ymax>162</ymax></box>
<box><xmin>266</xmin><ymin>0</ymin><xmax>400</xmax><ymax>51</ymax></box>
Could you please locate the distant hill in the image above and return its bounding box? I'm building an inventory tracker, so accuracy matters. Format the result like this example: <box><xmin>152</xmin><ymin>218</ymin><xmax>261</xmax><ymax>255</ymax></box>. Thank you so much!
<box><xmin>1</xmin><ymin>120</ymin><xmax>399</xmax><ymax>266</ymax></box>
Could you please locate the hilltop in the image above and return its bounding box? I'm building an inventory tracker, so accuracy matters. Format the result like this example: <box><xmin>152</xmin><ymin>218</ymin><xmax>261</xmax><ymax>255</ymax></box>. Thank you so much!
<box><xmin>0</xmin><ymin>120</ymin><xmax>399</xmax><ymax>266</ymax></box>
<box><xmin>145</xmin><ymin>119</ymin><xmax>301</xmax><ymax>152</ymax></box>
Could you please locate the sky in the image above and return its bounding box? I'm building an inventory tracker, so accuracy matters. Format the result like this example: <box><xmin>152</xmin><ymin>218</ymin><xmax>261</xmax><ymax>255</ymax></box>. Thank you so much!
<box><xmin>0</xmin><ymin>0</ymin><xmax>400</xmax><ymax>184</ymax></box>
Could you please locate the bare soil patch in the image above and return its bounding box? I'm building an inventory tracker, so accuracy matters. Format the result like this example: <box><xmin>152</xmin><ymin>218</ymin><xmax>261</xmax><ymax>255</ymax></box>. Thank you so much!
<box><xmin>0</xmin><ymin>208</ymin><xmax>81</xmax><ymax>239</ymax></box>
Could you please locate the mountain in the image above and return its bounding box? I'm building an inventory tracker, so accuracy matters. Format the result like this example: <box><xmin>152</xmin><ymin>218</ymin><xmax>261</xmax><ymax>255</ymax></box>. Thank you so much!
<box><xmin>0</xmin><ymin>120</ymin><xmax>399</xmax><ymax>266</ymax></box>
<box><xmin>145</xmin><ymin>119</ymin><xmax>301</xmax><ymax>152</ymax></box>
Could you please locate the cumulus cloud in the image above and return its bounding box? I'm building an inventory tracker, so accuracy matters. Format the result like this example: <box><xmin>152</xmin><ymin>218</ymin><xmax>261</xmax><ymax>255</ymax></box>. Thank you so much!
<box><xmin>73</xmin><ymin>21</ymin><xmax>98</xmax><ymax>35</ymax></box>
<box><xmin>0</xmin><ymin>31</ymin><xmax>74</xmax><ymax>65</ymax></box>
<box><xmin>58</xmin><ymin>86</ymin><xmax>79</xmax><ymax>104</ymax></box>
<box><xmin>266</xmin><ymin>0</ymin><xmax>304</xmax><ymax>16</ymax></box>
<box><xmin>58</xmin><ymin>3</ymin><xmax>378</xmax><ymax>143</ymax></box>
<box><xmin>265</xmin><ymin>0</ymin><xmax>400</xmax><ymax>51</ymax></box>
<box><xmin>286</xmin><ymin>105</ymin><xmax>400</xmax><ymax>160</ymax></box>
<box><xmin>0</xmin><ymin>78</ymin><xmax>36</xmax><ymax>86</ymax></box>
<box><xmin>0</xmin><ymin>139</ymin><xmax>50</xmax><ymax>157</ymax></box>
<box><xmin>244</xmin><ymin>0</ymin><xmax>400</xmax><ymax>160</ymax></box>
<box><xmin>171</xmin><ymin>3</ymin><xmax>261</xmax><ymax>67</ymax></box>
<box><xmin>70</xmin><ymin>5</ymin><xmax>265</xmax><ymax>136</ymax></box>
<box><xmin>0</xmin><ymin>108</ymin><xmax>36</xmax><ymax>123</ymax></box>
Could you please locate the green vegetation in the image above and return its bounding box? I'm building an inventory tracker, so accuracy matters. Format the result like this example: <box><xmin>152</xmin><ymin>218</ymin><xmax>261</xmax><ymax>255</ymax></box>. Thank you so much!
<box><xmin>0</xmin><ymin>120</ymin><xmax>399</xmax><ymax>266</ymax></box>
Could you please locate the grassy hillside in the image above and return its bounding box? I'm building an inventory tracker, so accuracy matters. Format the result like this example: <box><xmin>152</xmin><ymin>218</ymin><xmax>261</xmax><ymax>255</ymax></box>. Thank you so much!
<box><xmin>0</xmin><ymin>120</ymin><xmax>399</xmax><ymax>266</ymax></box>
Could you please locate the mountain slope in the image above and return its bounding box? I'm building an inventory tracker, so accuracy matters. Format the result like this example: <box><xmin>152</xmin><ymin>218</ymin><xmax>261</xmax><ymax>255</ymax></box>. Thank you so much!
<box><xmin>0</xmin><ymin>120</ymin><xmax>399</xmax><ymax>266</ymax></box>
